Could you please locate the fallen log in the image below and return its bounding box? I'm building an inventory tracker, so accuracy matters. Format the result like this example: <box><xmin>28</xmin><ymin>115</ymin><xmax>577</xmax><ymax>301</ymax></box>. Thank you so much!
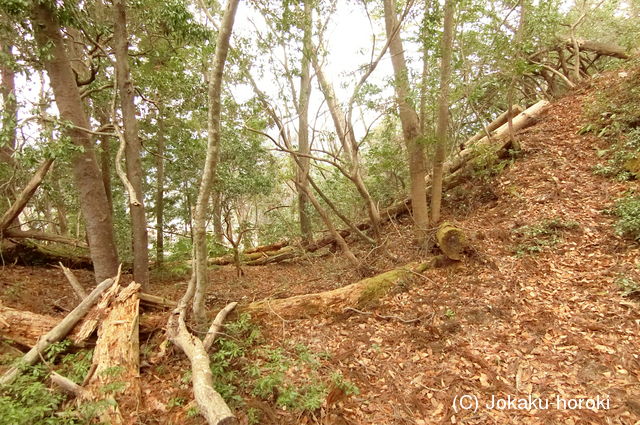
<box><xmin>436</xmin><ymin>222</ymin><xmax>467</xmax><ymax>260</ymax></box>
<box><xmin>0</xmin><ymin>238</ymin><xmax>92</xmax><ymax>268</ymax></box>
<box><xmin>81</xmin><ymin>281</ymin><xmax>141</xmax><ymax>425</ymax></box>
<box><xmin>464</xmin><ymin>105</ymin><xmax>524</xmax><ymax>147</ymax></box>
<box><xmin>244</xmin><ymin>259</ymin><xmax>443</xmax><ymax>319</ymax></box>
<box><xmin>560</xmin><ymin>36</ymin><xmax>631</xmax><ymax>60</ymax></box>
<box><xmin>0</xmin><ymin>158</ymin><xmax>54</xmax><ymax>232</ymax></box>
<box><xmin>0</xmin><ymin>276</ymin><xmax>116</xmax><ymax>386</ymax></box>
<box><xmin>167</xmin><ymin>277</ymin><xmax>238</xmax><ymax>425</ymax></box>
<box><xmin>243</xmin><ymin>240</ymin><xmax>289</xmax><ymax>254</ymax></box>
<box><xmin>449</xmin><ymin>100</ymin><xmax>549</xmax><ymax>175</ymax></box>
<box><xmin>0</xmin><ymin>302</ymin><xmax>168</xmax><ymax>349</ymax></box>
<box><xmin>2</xmin><ymin>229</ymin><xmax>88</xmax><ymax>248</ymax></box>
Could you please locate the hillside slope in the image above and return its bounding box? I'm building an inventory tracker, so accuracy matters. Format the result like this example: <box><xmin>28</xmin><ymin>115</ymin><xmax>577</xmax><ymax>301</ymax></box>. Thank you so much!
<box><xmin>236</xmin><ymin>77</ymin><xmax>640</xmax><ymax>425</ymax></box>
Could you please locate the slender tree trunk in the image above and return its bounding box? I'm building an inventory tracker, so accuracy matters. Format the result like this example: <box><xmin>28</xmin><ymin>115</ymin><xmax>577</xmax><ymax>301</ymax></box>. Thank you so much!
<box><xmin>383</xmin><ymin>0</ymin><xmax>430</xmax><ymax>244</ymax></box>
<box><xmin>193</xmin><ymin>0</ymin><xmax>241</xmax><ymax>325</ymax></box>
<box><xmin>113</xmin><ymin>0</ymin><xmax>149</xmax><ymax>288</ymax></box>
<box><xmin>155</xmin><ymin>112</ymin><xmax>166</xmax><ymax>267</ymax></box>
<box><xmin>297</xmin><ymin>0</ymin><xmax>313</xmax><ymax>245</ymax></box>
<box><xmin>430</xmin><ymin>0</ymin><xmax>455</xmax><ymax>223</ymax></box>
<box><xmin>212</xmin><ymin>192</ymin><xmax>224</xmax><ymax>246</ymax></box>
<box><xmin>311</xmin><ymin>58</ymin><xmax>381</xmax><ymax>238</ymax></box>
<box><xmin>0</xmin><ymin>42</ymin><xmax>17</xmax><ymax>163</ymax></box>
<box><xmin>31</xmin><ymin>3</ymin><xmax>119</xmax><ymax>283</ymax></box>
<box><xmin>96</xmin><ymin>108</ymin><xmax>114</xmax><ymax>213</ymax></box>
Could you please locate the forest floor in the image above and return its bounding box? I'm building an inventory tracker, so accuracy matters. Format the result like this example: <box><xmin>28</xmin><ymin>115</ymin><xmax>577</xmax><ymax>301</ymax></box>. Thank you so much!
<box><xmin>2</xmin><ymin>71</ymin><xmax>640</xmax><ymax>425</ymax></box>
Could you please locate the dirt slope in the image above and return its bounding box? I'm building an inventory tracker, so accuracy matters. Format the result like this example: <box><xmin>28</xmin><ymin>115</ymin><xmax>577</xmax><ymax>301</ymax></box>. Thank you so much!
<box><xmin>242</xmin><ymin>83</ymin><xmax>640</xmax><ymax>424</ymax></box>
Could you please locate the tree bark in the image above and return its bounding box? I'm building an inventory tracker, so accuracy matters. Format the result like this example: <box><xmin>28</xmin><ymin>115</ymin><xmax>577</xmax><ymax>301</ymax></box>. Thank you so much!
<box><xmin>155</xmin><ymin>111</ymin><xmax>166</xmax><ymax>266</ymax></box>
<box><xmin>383</xmin><ymin>0</ymin><xmax>430</xmax><ymax>245</ymax></box>
<box><xmin>297</xmin><ymin>0</ymin><xmax>313</xmax><ymax>245</ymax></box>
<box><xmin>430</xmin><ymin>0</ymin><xmax>455</xmax><ymax>224</ymax></box>
<box><xmin>31</xmin><ymin>3</ymin><xmax>119</xmax><ymax>283</ymax></box>
<box><xmin>113</xmin><ymin>0</ymin><xmax>149</xmax><ymax>289</ymax></box>
<box><xmin>463</xmin><ymin>105</ymin><xmax>524</xmax><ymax>148</ymax></box>
<box><xmin>0</xmin><ymin>42</ymin><xmax>17</xmax><ymax>171</ymax></box>
<box><xmin>192</xmin><ymin>0</ymin><xmax>241</xmax><ymax>326</ymax></box>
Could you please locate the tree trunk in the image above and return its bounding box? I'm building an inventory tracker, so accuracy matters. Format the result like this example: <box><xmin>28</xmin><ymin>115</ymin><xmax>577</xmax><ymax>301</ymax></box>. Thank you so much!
<box><xmin>31</xmin><ymin>3</ymin><xmax>119</xmax><ymax>283</ymax></box>
<box><xmin>155</xmin><ymin>111</ymin><xmax>166</xmax><ymax>266</ymax></box>
<box><xmin>113</xmin><ymin>0</ymin><xmax>149</xmax><ymax>289</ymax></box>
<box><xmin>383</xmin><ymin>0</ymin><xmax>429</xmax><ymax>244</ymax></box>
<box><xmin>430</xmin><ymin>0</ymin><xmax>455</xmax><ymax>224</ymax></box>
<box><xmin>212</xmin><ymin>192</ymin><xmax>224</xmax><ymax>246</ymax></box>
<box><xmin>193</xmin><ymin>0</ymin><xmax>241</xmax><ymax>325</ymax></box>
<box><xmin>0</xmin><ymin>42</ymin><xmax>17</xmax><ymax>166</ymax></box>
<box><xmin>297</xmin><ymin>0</ymin><xmax>313</xmax><ymax>245</ymax></box>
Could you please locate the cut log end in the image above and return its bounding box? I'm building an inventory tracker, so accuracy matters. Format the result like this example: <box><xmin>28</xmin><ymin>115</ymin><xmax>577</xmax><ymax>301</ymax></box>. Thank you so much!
<box><xmin>436</xmin><ymin>222</ymin><xmax>467</xmax><ymax>261</ymax></box>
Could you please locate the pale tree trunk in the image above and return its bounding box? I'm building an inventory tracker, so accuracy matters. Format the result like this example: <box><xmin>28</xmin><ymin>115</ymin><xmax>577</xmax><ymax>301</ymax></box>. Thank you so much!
<box><xmin>383</xmin><ymin>0</ymin><xmax>429</xmax><ymax>244</ymax></box>
<box><xmin>311</xmin><ymin>60</ymin><xmax>382</xmax><ymax>239</ymax></box>
<box><xmin>0</xmin><ymin>42</ymin><xmax>17</xmax><ymax>166</ymax></box>
<box><xmin>155</xmin><ymin>111</ymin><xmax>166</xmax><ymax>266</ymax></box>
<box><xmin>430</xmin><ymin>0</ymin><xmax>455</xmax><ymax>224</ymax></box>
<box><xmin>297</xmin><ymin>0</ymin><xmax>313</xmax><ymax>245</ymax></box>
<box><xmin>32</xmin><ymin>3</ymin><xmax>119</xmax><ymax>282</ymax></box>
<box><xmin>212</xmin><ymin>192</ymin><xmax>224</xmax><ymax>246</ymax></box>
<box><xmin>96</xmin><ymin>108</ymin><xmax>114</xmax><ymax>213</ymax></box>
<box><xmin>193</xmin><ymin>0</ymin><xmax>241</xmax><ymax>325</ymax></box>
<box><xmin>113</xmin><ymin>0</ymin><xmax>149</xmax><ymax>289</ymax></box>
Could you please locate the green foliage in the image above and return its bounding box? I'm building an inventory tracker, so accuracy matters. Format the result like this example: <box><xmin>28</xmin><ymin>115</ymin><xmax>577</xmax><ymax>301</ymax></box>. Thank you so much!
<box><xmin>612</xmin><ymin>193</ymin><xmax>640</xmax><ymax>241</ymax></box>
<box><xmin>584</xmin><ymin>67</ymin><xmax>640</xmax><ymax>179</ymax></box>
<box><xmin>615</xmin><ymin>275</ymin><xmax>640</xmax><ymax>297</ymax></box>
<box><xmin>207</xmin><ymin>314</ymin><xmax>358</xmax><ymax>414</ymax></box>
<box><xmin>513</xmin><ymin>218</ymin><xmax>580</xmax><ymax>255</ymax></box>
<box><xmin>0</xmin><ymin>348</ymin><xmax>99</xmax><ymax>425</ymax></box>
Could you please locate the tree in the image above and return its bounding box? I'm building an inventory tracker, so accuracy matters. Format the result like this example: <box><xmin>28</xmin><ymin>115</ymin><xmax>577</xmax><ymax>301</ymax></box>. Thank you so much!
<box><xmin>297</xmin><ymin>0</ymin><xmax>313</xmax><ymax>245</ymax></box>
<box><xmin>31</xmin><ymin>2</ymin><xmax>119</xmax><ymax>282</ymax></box>
<box><xmin>430</xmin><ymin>0</ymin><xmax>455</xmax><ymax>223</ymax></box>
<box><xmin>193</xmin><ymin>0</ymin><xmax>241</xmax><ymax>325</ymax></box>
<box><xmin>113</xmin><ymin>0</ymin><xmax>150</xmax><ymax>288</ymax></box>
<box><xmin>383</xmin><ymin>0</ymin><xmax>430</xmax><ymax>245</ymax></box>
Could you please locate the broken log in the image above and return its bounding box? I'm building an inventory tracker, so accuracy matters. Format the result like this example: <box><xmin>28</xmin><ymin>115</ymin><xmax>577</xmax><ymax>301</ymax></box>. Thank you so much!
<box><xmin>81</xmin><ymin>281</ymin><xmax>141</xmax><ymax>425</ymax></box>
<box><xmin>0</xmin><ymin>276</ymin><xmax>115</xmax><ymax>386</ymax></box>
<box><xmin>436</xmin><ymin>222</ymin><xmax>467</xmax><ymax>260</ymax></box>
<box><xmin>243</xmin><ymin>240</ymin><xmax>289</xmax><ymax>254</ymax></box>
<box><xmin>245</xmin><ymin>259</ymin><xmax>442</xmax><ymax>319</ymax></box>
<box><xmin>0</xmin><ymin>302</ymin><xmax>167</xmax><ymax>349</ymax></box>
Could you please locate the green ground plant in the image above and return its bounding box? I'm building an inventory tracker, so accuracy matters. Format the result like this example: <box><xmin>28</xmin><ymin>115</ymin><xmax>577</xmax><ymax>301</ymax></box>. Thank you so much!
<box><xmin>208</xmin><ymin>313</ymin><xmax>359</xmax><ymax>423</ymax></box>
<box><xmin>512</xmin><ymin>218</ymin><xmax>580</xmax><ymax>256</ymax></box>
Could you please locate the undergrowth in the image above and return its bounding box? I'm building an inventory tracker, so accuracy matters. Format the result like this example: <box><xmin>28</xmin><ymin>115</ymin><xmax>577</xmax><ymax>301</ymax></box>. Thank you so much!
<box><xmin>581</xmin><ymin>65</ymin><xmax>640</xmax><ymax>180</ymax></box>
<box><xmin>612</xmin><ymin>192</ymin><xmax>640</xmax><ymax>241</ymax></box>
<box><xmin>512</xmin><ymin>218</ymin><xmax>580</xmax><ymax>256</ymax></box>
<box><xmin>0</xmin><ymin>341</ymin><xmax>94</xmax><ymax>425</ymax></box>
<box><xmin>208</xmin><ymin>313</ymin><xmax>359</xmax><ymax>424</ymax></box>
